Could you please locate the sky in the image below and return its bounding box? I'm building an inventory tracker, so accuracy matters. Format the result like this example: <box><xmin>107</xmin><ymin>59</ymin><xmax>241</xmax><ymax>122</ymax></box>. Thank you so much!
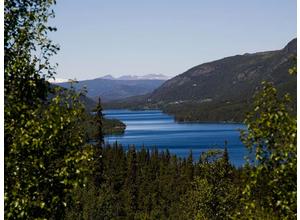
<box><xmin>49</xmin><ymin>0</ymin><xmax>296</xmax><ymax>81</ymax></box>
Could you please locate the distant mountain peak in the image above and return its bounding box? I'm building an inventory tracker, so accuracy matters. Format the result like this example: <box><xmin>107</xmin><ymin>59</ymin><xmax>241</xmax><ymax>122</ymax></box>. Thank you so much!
<box><xmin>48</xmin><ymin>78</ymin><xmax>69</xmax><ymax>83</ymax></box>
<box><xmin>117</xmin><ymin>75</ymin><xmax>137</xmax><ymax>80</ymax></box>
<box><xmin>99</xmin><ymin>74</ymin><xmax>169</xmax><ymax>81</ymax></box>
<box><xmin>141</xmin><ymin>74</ymin><xmax>170</xmax><ymax>80</ymax></box>
<box><xmin>101</xmin><ymin>74</ymin><xmax>115</xmax><ymax>80</ymax></box>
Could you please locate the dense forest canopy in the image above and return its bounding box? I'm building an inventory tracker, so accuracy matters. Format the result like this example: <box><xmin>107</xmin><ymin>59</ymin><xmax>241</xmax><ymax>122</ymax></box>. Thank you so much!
<box><xmin>4</xmin><ymin>0</ymin><xmax>296</xmax><ymax>219</ymax></box>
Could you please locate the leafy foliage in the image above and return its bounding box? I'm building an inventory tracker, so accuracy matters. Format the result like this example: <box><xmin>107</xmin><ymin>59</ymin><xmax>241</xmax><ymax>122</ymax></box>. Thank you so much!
<box><xmin>5</xmin><ymin>1</ymin><xmax>99</xmax><ymax>219</ymax></box>
<box><xmin>236</xmin><ymin>81</ymin><xmax>297</xmax><ymax>219</ymax></box>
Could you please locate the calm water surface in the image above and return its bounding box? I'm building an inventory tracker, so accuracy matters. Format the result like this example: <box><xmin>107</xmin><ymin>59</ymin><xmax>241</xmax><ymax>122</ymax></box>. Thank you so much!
<box><xmin>104</xmin><ymin>109</ymin><xmax>247</xmax><ymax>167</ymax></box>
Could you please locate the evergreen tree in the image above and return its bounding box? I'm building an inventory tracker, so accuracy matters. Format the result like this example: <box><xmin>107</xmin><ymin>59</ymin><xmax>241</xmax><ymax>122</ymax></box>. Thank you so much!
<box><xmin>186</xmin><ymin>150</ymin><xmax>194</xmax><ymax>181</ymax></box>
<box><xmin>222</xmin><ymin>144</ymin><xmax>231</xmax><ymax>178</ymax></box>
<box><xmin>223</xmin><ymin>145</ymin><xmax>229</xmax><ymax>164</ymax></box>
<box><xmin>93</xmin><ymin>97</ymin><xmax>104</xmax><ymax>187</ymax></box>
<box><xmin>94</xmin><ymin>97</ymin><xmax>104</xmax><ymax>145</ymax></box>
<box><xmin>126</xmin><ymin>146</ymin><xmax>139</xmax><ymax>217</ymax></box>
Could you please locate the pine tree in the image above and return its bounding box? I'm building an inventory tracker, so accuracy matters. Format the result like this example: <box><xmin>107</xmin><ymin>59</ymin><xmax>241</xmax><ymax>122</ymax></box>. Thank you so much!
<box><xmin>93</xmin><ymin>97</ymin><xmax>104</xmax><ymax>187</ymax></box>
<box><xmin>186</xmin><ymin>150</ymin><xmax>194</xmax><ymax>181</ymax></box>
<box><xmin>222</xmin><ymin>142</ymin><xmax>231</xmax><ymax>178</ymax></box>
<box><xmin>94</xmin><ymin>97</ymin><xmax>104</xmax><ymax>145</ymax></box>
<box><xmin>126</xmin><ymin>146</ymin><xmax>138</xmax><ymax>216</ymax></box>
<box><xmin>223</xmin><ymin>143</ymin><xmax>229</xmax><ymax>163</ymax></box>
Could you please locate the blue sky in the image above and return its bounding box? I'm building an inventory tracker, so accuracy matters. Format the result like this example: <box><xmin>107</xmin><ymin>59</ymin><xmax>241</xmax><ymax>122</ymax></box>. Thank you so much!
<box><xmin>50</xmin><ymin>0</ymin><xmax>296</xmax><ymax>80</ymax></box>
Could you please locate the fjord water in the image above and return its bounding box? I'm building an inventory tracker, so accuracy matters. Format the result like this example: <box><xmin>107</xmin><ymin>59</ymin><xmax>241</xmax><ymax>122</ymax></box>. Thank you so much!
<box><xmin>104</xmin><ymin>109</ymin><xmax>247</xmax><ymax>167</ymax></box>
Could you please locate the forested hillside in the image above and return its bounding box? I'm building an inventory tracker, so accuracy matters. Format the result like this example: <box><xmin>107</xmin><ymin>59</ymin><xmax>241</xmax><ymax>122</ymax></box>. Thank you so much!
<box><xmin>106</xmin><ymin>39</ymin><xmax>296</xmax><ymax>122</ymax></box>
<box><xmin>150</xmin><ymin>39</ymin><xmax>296</xmax><ymax>102</ymax></box>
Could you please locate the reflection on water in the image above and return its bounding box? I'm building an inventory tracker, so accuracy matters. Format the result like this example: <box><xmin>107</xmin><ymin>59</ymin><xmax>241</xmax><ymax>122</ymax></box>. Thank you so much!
<box><xmin>104</xmin><ymin>109</ymin><xmax>247</xmax><ymax>167</ymax></box>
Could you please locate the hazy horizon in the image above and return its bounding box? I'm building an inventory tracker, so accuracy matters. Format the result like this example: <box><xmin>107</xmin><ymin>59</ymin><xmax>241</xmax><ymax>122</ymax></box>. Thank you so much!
<box><xmin>50</xmin><ymin>0</ymin><xmax>296</xmax><ymax>81</ymax></box>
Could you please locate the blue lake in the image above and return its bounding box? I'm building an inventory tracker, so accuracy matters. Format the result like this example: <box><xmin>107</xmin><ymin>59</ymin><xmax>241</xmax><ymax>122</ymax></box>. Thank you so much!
<box><xmin>104</xmin><ymin>109</ymin><xmax>248</xmax><ymax>167</ymax></box>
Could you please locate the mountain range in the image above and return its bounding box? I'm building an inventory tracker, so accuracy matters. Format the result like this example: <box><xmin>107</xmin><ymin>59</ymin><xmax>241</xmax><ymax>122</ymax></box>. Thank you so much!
<box><xmin>101</xmin><ymin>74</ymin><xmax>169</xmax><ymax>81</ymax></box>
<box><xmin>57</xmin><ymin>77</ymin><xmax>166</xmax><ymax>102</ymax></box>
<box><xmin>105</xmin><ymin>38</ymin><xmax>297</xmax><ymax>122</ymax></box>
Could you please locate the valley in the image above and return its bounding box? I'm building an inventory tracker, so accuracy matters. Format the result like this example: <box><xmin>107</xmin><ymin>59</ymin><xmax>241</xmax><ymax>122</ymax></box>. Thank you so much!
<box><xmin>5</xmin><ymin>0</ymin><xmax>296</xmax><ymax>218</ymax></box>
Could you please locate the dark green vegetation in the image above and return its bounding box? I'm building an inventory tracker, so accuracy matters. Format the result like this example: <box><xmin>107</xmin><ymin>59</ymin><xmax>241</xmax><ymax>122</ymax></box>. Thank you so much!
<box><xmin>103</xmin><ymin>118</ymin><xmax>126</xmax><ymax>135</ymax></box>
<box><xmin>5</xmin><ymin>0</ymin><xmax>296</xmax><ymax>219</ymax></box>
<box><xmin>65</xmin><ymin>145</ymin><xmax>241</xmax><ymax>220</ymax></box>
<box><xmin>105</xmin><ymin>39</ymin><xmax>296</xmax><ymax>122</ymax></box>
<box><xmin>58</xmin><ymin>78</ymin><xmax>165</xmax><ymax>102</ymax></box>
<box><xmin>80</xmin><ymin>96</ymin><xmax>126</xmax><ymax>135</ymax></box>
<box><xmin>84</xmin><ymin>113</ymin><xmax>126</xmax><ymax>140</ymax></box>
